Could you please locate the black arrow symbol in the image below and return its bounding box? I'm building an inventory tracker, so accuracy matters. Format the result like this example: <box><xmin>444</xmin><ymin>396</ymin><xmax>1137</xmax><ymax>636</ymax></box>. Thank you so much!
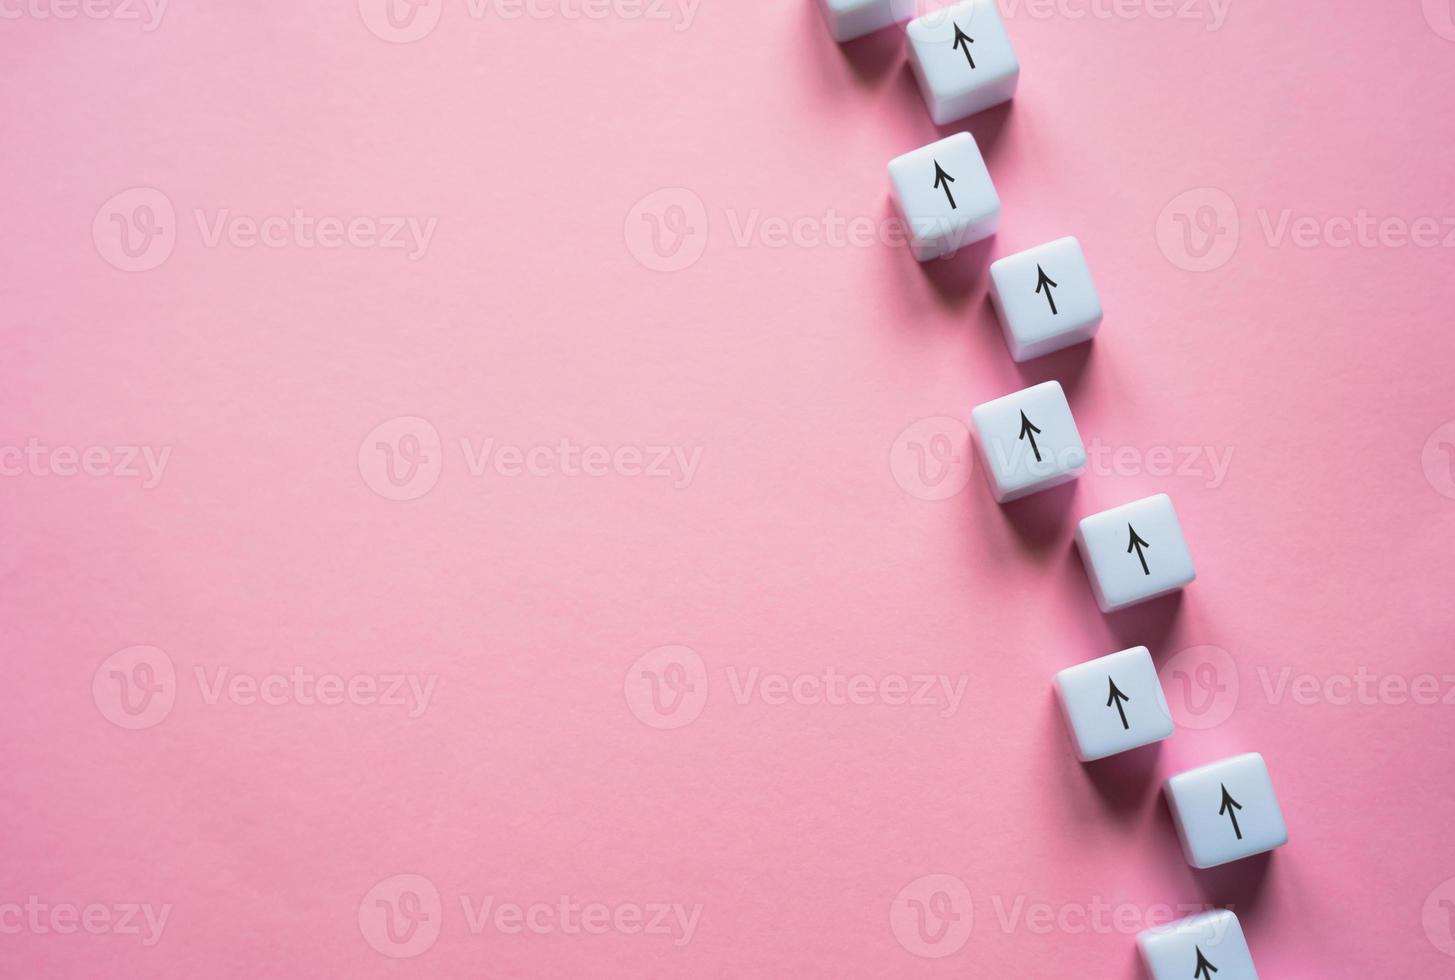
<box><xmin>1018</xmin><ymin>411</ymin><xmax>1042</xmax><ymax>462</ymax></box>
<box><xmin>951</xmin><ymin>23</ymin><xmax>975</xmax><ymax>68</ymax></box>
<box><xmin>1106</xmin><ymin>677</ymin><xmax>1131</xmax><ymax>730</ymax></box>
<box><xmin>1127</xmin><ymin>524</ymin><xmax>1150</xmax><ymax>575</ymax></box>
<box><xmin>1193</xmin><ymin>946</ymin><xmax>1219</xmax><ymax>979</ymax></box>
<box><xmin>1034</xmin><ymin>264</ymin><xmax>1059</xmax><ymax>315</ymax></box>
<box><xmin>1218</xmin><ymin>784</ymin><xmax>1243</xmax><ymax>840</ymax></box>
<box><xmin>932</xmin><ymin>160</ymin><xmax>957</xmax><ymax>210</ymax></box>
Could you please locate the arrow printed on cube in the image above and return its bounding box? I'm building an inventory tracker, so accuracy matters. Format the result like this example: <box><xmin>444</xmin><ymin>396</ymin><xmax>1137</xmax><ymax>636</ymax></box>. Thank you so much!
<box><xmin>932</xmin><ymin>161</ymin><xmax>957</xmax><ymax>210</ymax></box>
<box><xmin>1017</xmin><ymin>411</ymin><xmax>1042</xmax><ymax>462</ymax></box>
<box><xmin>1218</xmin><ymin>784</ymin><xmax>1243</xmax><ymax>840</ymax></box>
<box><xmin>1126</xmin><ymin>524</ymin><xmax>1150</xmax><ymax>575</ymax></box>
<box><xmin>952</xmin><ymin>23</ymin><xmax>975</xmax><ymax>68</ymax></box>
<box><xmin>1105</xmin><ymin>677</ymin><xmax>1131</xmax><ymax>730</ymax></box>
<box><xmin>1034</xmin><ymin>264</ymin><xmax>1059</xmax><ymax>315</ymax></box>
<box><xmin>1193</xmin><ymin>946</ymin><xmax>1218</xmax><ymax>979</ymax></box>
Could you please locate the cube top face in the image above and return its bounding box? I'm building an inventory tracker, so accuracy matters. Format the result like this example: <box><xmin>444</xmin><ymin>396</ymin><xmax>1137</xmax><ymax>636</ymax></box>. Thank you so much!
<box><xmin>888</xmin><ymin>132</ymin><xmax>1001</xmax><ymax>262</ymax></box>
<box><xmin>817</xmin><ymin>0</ymin><xmax>907</xmax><ymax>42</ymax></box>
<box><xmin>1165</xmin><ymin>753</ymin><xmax>1288</xmax><ymax>869</ymax></box>
<box><xmin>1138</xmin><ymin>910</ymin><xmax>1259</xmax><ymax>980</ymax></box>
<box><xmin>989</xmin><ymin>236</ymin><xmax>1103</xmax><ymax>362</ymax></box>
<box><xmin>1075</xmin><ymin>493</ymin><xmax>1195</xmax><ymax>612</ymax></box>
<box><xmin>969</xmin><ymin>380</ymin><xmax>1085</xmax><ymax>502</ymax></box>
<box><xmin>1054</xmin><ymin>646</ymin><xmax>1173</xmax><ymax>762</ymax></box>
<box><xmin>907</xmin><ymin>0</ymin><xmax>1020</xmax><ymax>124</ymax></box>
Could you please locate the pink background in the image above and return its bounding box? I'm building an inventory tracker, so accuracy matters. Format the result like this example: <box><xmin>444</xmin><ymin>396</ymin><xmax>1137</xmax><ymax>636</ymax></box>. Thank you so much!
<box><xmin>4</xmin><ymin>0</ymin><xmax>1455</xmax><ymax>976</ymax></box>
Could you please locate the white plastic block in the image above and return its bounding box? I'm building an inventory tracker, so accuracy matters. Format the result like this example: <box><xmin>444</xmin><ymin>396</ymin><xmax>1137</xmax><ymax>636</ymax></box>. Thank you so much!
<box><xmin>969</xmin><ymin>381</ymin><xmax>1085</xmax><ymax>502</ymax></box>
<box><xmin>989</xmin><ymin>237</ymin><xmax>1102</xmax><ymax>362</ymax></box>
<box><xmin>1076</xmin><ymin>494</ymin><xmax>1195</xmax><ymax>612</ymax></box>
<box><xmin>1164</xmin><ymin>753</ymin><xmax>1288</xmax><ymax>869</ymax></box>
<box><xmin>1138</xmin><ymin>910</ymin><xmax>1259</xmax><ymax>980</ymax></box>
<box><xmin>1054</xmin><ymin>647</ymin><xmax>1173</xmax><ymax>761</ymax></box>
<box><xmin>907</xmin><ymin>0</ymin><xmax>1019</xmax><ymax>125</ymax></box>
<box><xmin>888</xmin><ymin>132</ymin><xmax>1000</xmax><ymax>262</ymax></box>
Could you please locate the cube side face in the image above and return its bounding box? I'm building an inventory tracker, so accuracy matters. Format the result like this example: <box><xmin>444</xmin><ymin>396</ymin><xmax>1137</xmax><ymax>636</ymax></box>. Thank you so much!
<box><xmin>1052</xmin><ymin>674</ymin><xmax>1091</xmax><ymax>760</ymax></box>
<box><xmin>887</xmin><ymin>133</ymin><xmax>1000</xmax><ymax>262</ymax></box>
<box><xmin>1076</xmin><ymin>494</ymin><xmax>1195</xmax><ymax>612</ymax></box>
<box><xmin>906</xmin><ymin>0</ymin><xmax>1020</xmax><ymax>125</ymax></box>
<box><xmin>969</xmin><ymin>381</ymin><xmax>1085</xmax><ymax>503</ymax></box>
<box><xmin>1138</xmin><ymin>911</ymin><xmax>1258</xmax><ymax>980</ymax></box>
<box><xmin>1055</xmin><ymin>647</ymin><xmax>1172</xmax><ymax>762</ymax></box>
<box><xmin>989</xmin><ymin>237</ymin><xmax>1103</xmax><ymax>363</ymax></box>
<box><xmin>1165</xmin><ymin>753</ymin><xmax>1287</xmax><ymax>868</ymax></box>
<box><xmin>818</xmin><ymin>0</ymin><xmax>902</xmax><ymax>41</ymax></box>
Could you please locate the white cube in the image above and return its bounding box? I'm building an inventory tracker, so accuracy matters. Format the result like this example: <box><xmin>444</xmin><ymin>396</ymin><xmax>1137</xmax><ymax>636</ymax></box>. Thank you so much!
<box><xmin>1165</xmin><ymin>753</ymin><xmax>1288</xmax><ymax>869</ymax></box>
<box><xmin>888</xmin><ymin>132</ymin><xmax>1000</xmax><ymax>262</ymax></box>
<box><xmin>816</xmin><ymin>0</ymin><xmax>907</xmax><ymax>42</ymax></box>
<box><xmin>1076</xmin><ymin>494</ymin><xmax>1195</xmax><ymax>613</ymax></box>
<box><xmin>907</xmin><ymin>0</ymin><xmax>1019</xmax><ymax>125</ymax></box>
<box><xmin>1054</xmin><ymin>647</ymin><xmax>1173</xmax><ymax>762</ymax></box>
<box><xmin>969</xmin><ymin>381</ymin><xmax>1085</xmax><ymax>502</ymax></box>
<box><xmin>989</xmin><ymin>236</ymin><xmax>1103</xmax><ymax>362</ymax></box>
<box><xmin>1138</xmin><ymin>910</ymin><xmax>1260</xmax><ymax>980</ymax></box>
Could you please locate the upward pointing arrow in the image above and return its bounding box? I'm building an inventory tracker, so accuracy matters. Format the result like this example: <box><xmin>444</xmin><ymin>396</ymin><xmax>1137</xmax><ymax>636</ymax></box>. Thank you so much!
<box><xmin>1106</xmin><ymin>677</ymin><xmax>1131</xmax><ymax>730</ymax></box>
<box><xmin>1218</xmin><ymin>784</ymin><xmax>1244</xmax><ymax>840</ymax></box>
<box><xmin>1034</xmin><ymin>264</ymin><xmax>1059</xmax><ymax>315</ymax></box>
<box><xmin>1193</xmin><ymin>946</ymin><xmax>1219</xmax><ymax>979</ymax></box>
<box><xmin>1018</xmin><ymin>411</ymin><xmax>1042</xmax><ymax>462</ymax></box>
<box><xmin>951</xmin><ymin>23</ymin><xmax>976</xmax><ymax>68</ymax></box>
<box><xmin>932</xmin><ymin>161</ymin><xmax>957</xmax><ymax>210</ymax></box>
<box><xmin>1126</xmin><ymin>524</ymin><xmax>1150</xmax><ymax>575</ymax></box>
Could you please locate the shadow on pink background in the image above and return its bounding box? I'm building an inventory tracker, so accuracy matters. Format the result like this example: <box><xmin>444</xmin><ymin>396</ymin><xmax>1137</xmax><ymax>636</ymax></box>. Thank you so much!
<box><xmin>3</xmin><ymin>0</ymin><xmax>1455</xmax><ymax>976</ymax></box>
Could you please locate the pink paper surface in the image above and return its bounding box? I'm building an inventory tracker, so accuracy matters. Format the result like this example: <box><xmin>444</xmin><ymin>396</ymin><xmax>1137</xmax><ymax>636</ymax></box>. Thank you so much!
<box><xmin>4</xmin><ymin>1</ymin><xmax>1455</xmax><ymax>976</ymax></box>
